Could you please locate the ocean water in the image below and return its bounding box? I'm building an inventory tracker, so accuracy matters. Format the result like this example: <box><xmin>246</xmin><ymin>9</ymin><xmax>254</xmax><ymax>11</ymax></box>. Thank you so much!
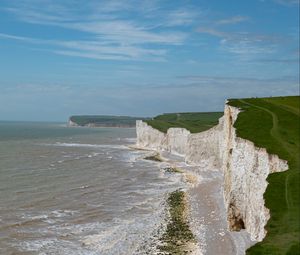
<box><xmin>0</xmin><ymin>122</ymin><xmax>183</xmax><ymax>255</ymax></box>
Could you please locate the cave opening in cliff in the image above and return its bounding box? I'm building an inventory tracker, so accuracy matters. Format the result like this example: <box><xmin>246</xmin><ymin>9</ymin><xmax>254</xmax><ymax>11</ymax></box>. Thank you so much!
<box><xmin>229</xmin><ymin>203</ymin><xmax>246</xmax><ymax>231</ymax></box>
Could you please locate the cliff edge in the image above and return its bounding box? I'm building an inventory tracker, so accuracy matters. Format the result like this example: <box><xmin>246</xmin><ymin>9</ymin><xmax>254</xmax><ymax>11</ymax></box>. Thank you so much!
<box><xmin>136</xmin><ymin>101</ymin><xmax>289</xmax><ymax>249</ymax></box>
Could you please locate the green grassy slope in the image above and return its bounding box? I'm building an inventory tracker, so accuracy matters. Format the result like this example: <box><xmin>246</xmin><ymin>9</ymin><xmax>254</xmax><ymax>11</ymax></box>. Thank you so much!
<box><xmin>228</xmin><ymin>96</ymin><xmax>300</xmax><ymax>255</ymax></box>
<box><xmin>146</xmin><ymin>112</ymin><xmax>223</xmax><ymax>133</ymax></box>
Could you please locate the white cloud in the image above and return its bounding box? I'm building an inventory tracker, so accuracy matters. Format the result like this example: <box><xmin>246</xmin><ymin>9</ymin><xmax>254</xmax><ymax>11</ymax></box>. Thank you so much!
<box><xmin>1</xmin><ymin>0</ymin><xmax>190</xmax><ymax>61</ymax></box>
<box><xmin>197</xmin><ymin>27</ymin><xmax>227</xmax><ymax>37</ymax></box>
<box><xmin>0</xmin><ymin>32</ymin><xmax>31</xmax><ymax>41</ymax></box>
<box><xmin>220</xmin><ymin>37</ymin><xmax>276</xmax><ymax>59</ymax></box>
<box><xmin>274</xmin><ymin>0</ymin><xmax>299</xmax><ymax>5</ymax></box>
<box><xmin>216</xmin><ymin>15</ymin><xmax>249</xmax><ymax>25</ymax></box>
<box><xmin>257</xmin><ymin>58</ymin><xmax>299</xmax><ymax>63</ymax></box>
<box><xmin>0</xmin><ymin>32</ymin><xmax>169</xmax><ymax>61</ymax></box>
<box><xmin>164</xmin><ymin>9</ymin><xmax>198</xmax><ymax>26</ymax></box>
<box><xmin>67</xmin><ymin>21</ymin><xmax>187</xmax><ymax>45</ymax></box>
<box><xmin>197</xmin><ymin>27</ymin><xmax>281</xmax><ymax>60</ymax></box>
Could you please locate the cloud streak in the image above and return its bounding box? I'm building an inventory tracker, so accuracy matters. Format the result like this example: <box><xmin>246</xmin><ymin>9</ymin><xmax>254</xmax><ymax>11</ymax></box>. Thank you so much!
<box><xmin>274</xmin><ymin>0</ymin><xmax>300</xmax><ymax>5</ymax></box>
<box><xmin>216</xmin><ymin>15</ymin><xmax>249</xmax><ymax>25</ymax></box>
<box><xmin>0</xmin><ymin>32</ymin><xmax>169</xmax><ymax>61</ymax></box>
<box><xmin>197</xmin><ymin>26</ymin><xmax>285</xmax><ymax>60</ymax></box>
<box><xmin>1</xmin><ymin>0</ymin><xmax>191</xmax><ymax>61</ymax></box>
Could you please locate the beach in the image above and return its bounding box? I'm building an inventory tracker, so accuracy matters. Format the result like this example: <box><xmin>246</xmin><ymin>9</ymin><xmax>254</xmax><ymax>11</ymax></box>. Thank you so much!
<box><xmin>148</xmin><ymin>150</ymin><xmax>255</xmax><ymax>255</ymax></box>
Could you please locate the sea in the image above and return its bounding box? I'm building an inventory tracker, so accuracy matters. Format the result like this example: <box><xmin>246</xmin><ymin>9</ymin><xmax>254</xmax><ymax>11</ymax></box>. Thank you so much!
<box><xmin>0</xmin><ymin>121</ymin><xmax>184</xmax><ymax>255</ymax></box>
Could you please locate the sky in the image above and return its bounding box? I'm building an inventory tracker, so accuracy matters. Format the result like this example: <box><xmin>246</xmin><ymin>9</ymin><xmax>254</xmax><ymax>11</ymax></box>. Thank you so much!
<box><xmin>0</xmin><ymin>0</ymin><xmax>299</xmax><ymax>121</ymax></box>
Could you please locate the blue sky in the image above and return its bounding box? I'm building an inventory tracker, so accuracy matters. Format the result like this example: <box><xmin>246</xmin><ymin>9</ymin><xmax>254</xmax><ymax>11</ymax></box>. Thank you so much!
<box><xmin>0</xmin><ymin>0</ymin><xmax>299</xmax><ymax>121</ymax></box>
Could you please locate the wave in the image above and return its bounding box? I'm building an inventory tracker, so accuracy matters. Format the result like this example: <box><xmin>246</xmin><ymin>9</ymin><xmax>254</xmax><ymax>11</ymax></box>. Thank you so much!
<box><xmin>1</xmin><ymin>210</ymin><xmax>78</xmax><ymax>231</ymax></box>
<box><xmin>123</xmin><ymin>138</ymin><xmax>136</xmax><ymax>142</ymax></box>
<box><xmin>80</xmin><ymin>209</ymin><xmax>165</xmax><ymax>255</ymax></box>
<box><xmin>42</xmin><ymin>142</ymin><xmax>127</xmax><ymax>150</ymax></box>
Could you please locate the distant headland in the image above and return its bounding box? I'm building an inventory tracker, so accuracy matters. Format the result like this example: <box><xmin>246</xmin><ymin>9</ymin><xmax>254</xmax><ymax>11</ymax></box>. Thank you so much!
<box><xmin>68</xmin><ymin>115</ymin><xmax>148</xmax><ymax>128</ymax></box>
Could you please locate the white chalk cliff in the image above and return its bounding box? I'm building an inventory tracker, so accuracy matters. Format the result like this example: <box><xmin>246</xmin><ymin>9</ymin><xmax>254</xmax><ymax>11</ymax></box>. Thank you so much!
<box><xmin>136</xmin><ymin>103</ymin><xmax>288</xmax><ymax>242</ymax></box>
<box><xmin>68</xmin><ymin>119</ymin><xmax>78</xmax><ymax>127</ymax></box>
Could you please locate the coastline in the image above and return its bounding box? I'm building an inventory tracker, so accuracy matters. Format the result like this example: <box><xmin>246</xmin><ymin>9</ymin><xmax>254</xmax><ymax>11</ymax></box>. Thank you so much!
<box><xmin>136</xmin><ymin>149</ymin><xmax>254</xmax><ymax>254</ymax></box>
<box><xmin>67</xmin><ymin>125</ymin><xmax>136</xmax><ymax>129</ymax></box>
<box><xmin>134</xmin><ymin>98</ymin><xmax>293</xmax><ymax>253</ymax></box>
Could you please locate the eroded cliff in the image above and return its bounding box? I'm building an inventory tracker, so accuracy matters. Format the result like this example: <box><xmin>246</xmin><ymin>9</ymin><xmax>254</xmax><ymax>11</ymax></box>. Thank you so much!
<box><xmin>220</xmin><ymin>105</ymin><xmax>288</xmax><ymax>241</ymax></box>
<box><xmin>136</xmin><ymin>103</ymin><xmax>288</xmax><ymax>243</ymax></box>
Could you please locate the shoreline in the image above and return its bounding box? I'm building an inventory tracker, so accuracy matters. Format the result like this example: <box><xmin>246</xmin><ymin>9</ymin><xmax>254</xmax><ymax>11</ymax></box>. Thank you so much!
<box><xmin>137</xmin><ymin>148</ymin><xmax>255</xmax><ymax>254</ymax></box>
<box><xmin>67</xmin><ymin>125</ymin><xmax>136</xmax><ymax>129</ymax></box>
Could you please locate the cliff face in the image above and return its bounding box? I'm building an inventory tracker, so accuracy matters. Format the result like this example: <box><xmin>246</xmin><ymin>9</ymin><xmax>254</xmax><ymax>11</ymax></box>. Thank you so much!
<box><xmin>220</xmin><ymin>105</ymin><xmax>288</xmax><ymax>241</ymax></box>
<box><xmin>186</xmin><ymin>123</ymin><xmax>223</xmax><ymax>165</ymax></box>
<box><xmin>136</xmin><ymin>120</ymin><xmax>222</xmax><ymax>163</ymax></box>
<box><xmin>68</xmin><ymin>119</ymin><xmax>79</xmax><ymax>127</ymax></box>
<box><xmin>136</xmin><ymin>120</ymin><xmax>166</xmax><ymax>150</ymax></box>
<box><xmin>136</xmin><ymin>104</ymin><xmax>288</xmax><ymax>242</ymax></box>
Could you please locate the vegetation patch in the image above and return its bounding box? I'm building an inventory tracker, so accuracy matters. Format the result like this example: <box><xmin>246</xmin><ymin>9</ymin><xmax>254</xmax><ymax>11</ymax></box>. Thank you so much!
<box><xmin>164</xmin><ymin>167</ymin><xmax>183</xmax><ymax>173</ymax></box>
<box><xmin>228</xmin><ymin>96</ymin><xmax>300</xmax><ymax>255</ymax></box>
<box><xmin>146</xmin><ymin>112</ymin><xmax>223</xmax><ymax>133</ymax></box>
<box><xmin>158</xmin><ymin>190</ymin><xmax>196</xmax><ymax>254</ymax></box>
<box><xmin>144</xmin><ymin>153</ymin><xmax>163</xmax><ymax>162</ymax></box>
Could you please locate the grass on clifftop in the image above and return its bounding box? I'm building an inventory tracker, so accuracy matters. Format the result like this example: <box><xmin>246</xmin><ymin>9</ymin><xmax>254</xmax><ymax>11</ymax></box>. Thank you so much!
<box><xmin>228</xmin><ymin>96</ymin><xmax>300</xmax><ymax>255</ymax></box>
<box><xmin>145</xmin><ymin>112</ymin><xmax>223</xmax><ymax>133</ymax></box>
